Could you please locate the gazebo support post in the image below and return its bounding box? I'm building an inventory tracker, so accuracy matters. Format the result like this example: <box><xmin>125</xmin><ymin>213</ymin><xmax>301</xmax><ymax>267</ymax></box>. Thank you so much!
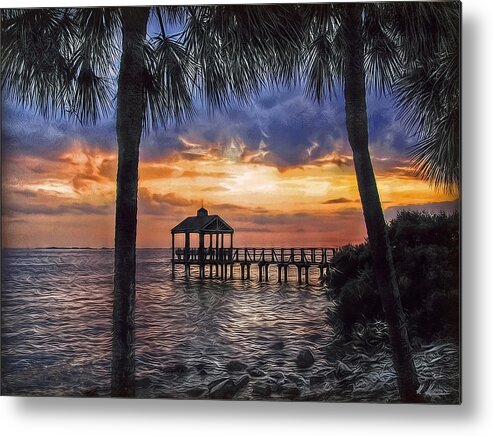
<box><xmin>199</xmin><ymin>232</ymin><xmax>205</xmax><ymax>279</ymax></box>
<box><xmin>171</xmin><ymin>233</ymin><xmax>175</xmax><ymax>279</ymax></box>
<box><xmin>209</xmin><ymin>234</ymin><xmax>213</xmax><ymax>279</ymax></box>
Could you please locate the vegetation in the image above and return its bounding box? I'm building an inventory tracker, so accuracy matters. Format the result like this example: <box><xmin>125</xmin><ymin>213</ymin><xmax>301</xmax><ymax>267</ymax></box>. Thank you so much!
<box><xmin>329</xmin><ymin>211</ymin><xmax>460</xmax><ymax>343</ymax></box>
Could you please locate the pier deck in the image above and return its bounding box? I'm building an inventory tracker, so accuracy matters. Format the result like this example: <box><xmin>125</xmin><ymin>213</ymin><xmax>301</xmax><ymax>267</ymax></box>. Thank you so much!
<box><xmin>172</xmin><ymin>247</ymin><xmax>338</xmax><ymax>283</ymax></box>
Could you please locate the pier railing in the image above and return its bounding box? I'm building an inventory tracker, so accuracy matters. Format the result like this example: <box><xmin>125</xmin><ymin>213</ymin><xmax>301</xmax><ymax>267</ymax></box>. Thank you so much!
<box><xmin>173</xmin><ymin>247</ymin><xmax>337</xmax><ymax>264</ymax></box>
<box><xmin>172</xmin><ymin>247</ymin><xmax>339</xmax><ymax>283</ymax></box>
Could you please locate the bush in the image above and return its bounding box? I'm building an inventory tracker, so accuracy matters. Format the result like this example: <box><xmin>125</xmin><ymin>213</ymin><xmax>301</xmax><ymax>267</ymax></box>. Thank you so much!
<box><xmin>330</xmin><ymin>211</ymin><xmax>459</xmax><ymax>342</ymax></box>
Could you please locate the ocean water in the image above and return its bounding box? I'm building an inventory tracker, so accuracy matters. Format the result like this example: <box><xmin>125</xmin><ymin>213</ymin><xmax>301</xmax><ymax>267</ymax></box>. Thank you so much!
<box><xmin>1</xmin><ymin>248</ymin><xmax>460</xmax><ymax>401</ymax></box>
<box><xmin>1</xmin><ymin>248</ymin><xmax>341</xmax><ymax>398</ymax></box>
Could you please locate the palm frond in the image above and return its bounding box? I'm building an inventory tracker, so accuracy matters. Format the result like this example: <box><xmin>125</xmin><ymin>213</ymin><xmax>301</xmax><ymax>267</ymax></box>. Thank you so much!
<box><xmin>304</xmin><ymin>31</ymin><xmax>341</xmax><ymax>103</ymax></box>
<box><xmin>183</xmin><ymin>5</ymin><xmax>304</xmax><ymax>111</ymax></box>
<box><xmin>395</xmin><ymin>44</ymin><xmax>460</xmax><ymax>193</ymax></box>
<box><xmin>363</xmin><ymin>4</ymin><xmax>402</xmax><ymax>96</ymax></box>
<box><xmin>142</xmin><ymin>34</ymin><xmax>196</xmax><ymax>132</ymax></box>
<box><xmin>64</xmin><ymin>8</ymin><xmax>121</xmax><ymax>123</ymax></box>
<box><xmin>154</xmin><ymin>5</ymin><xmax>189</xmax><ymax>28</ymax></box>
<box><xmin>409</xmin><ymin>108</ymin><xmax>459</xmax><ymax>194</ymax></box>
<box><xmin>67</xmin><ymin>56</ymin><xmax>113</xmax><ymax>124</ymax></box>
<box><xmin>1</xmin><ymin>9</ymin><xmax>76</xmax><ymax>118</ymax></box>
<box><xmin>386</xmin><ymin>1</ymin><xmax>460</xmax><ymax>66</ymax></box>
<box><xmin>1</xmin><ymin>8</ymin><xmax>119</xmax><ymax>124</ymax></box>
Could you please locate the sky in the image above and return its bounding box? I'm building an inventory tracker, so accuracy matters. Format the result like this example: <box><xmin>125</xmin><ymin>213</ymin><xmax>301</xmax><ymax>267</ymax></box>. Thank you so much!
<box><xmin>0</xmin><ymin>11</ymin><xmax>458</xmax><ymax>249</ymax></box>
<box><xmin>1</xmin><ymin>82</ymin><xmax>458</xmax><ymax>248</ymax></box>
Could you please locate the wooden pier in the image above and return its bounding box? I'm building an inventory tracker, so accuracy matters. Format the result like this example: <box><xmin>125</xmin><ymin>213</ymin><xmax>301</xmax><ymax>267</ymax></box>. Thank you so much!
<box><xmin>172</xmin><ymin>247</ymin><xmax>337</xmax><ymax>283</ymax></box>
<box><xmin>171</xmin><ymin>248</ymin><xmax>337</xmax><ymax>283</ymax></box>
<box><xmin>170</xmin><ymin>207</ymin><xmax>337</xmax><ymax>283</ymax></box>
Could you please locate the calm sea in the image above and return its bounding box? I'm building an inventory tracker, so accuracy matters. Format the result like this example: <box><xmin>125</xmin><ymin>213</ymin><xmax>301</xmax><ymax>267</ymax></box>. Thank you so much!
<box><xmin>1</xmin><ymin>248</ymin><xmax>460</xmax><ymax>401</ymax></box>
<box><xmin>1</xmin><ymin>248</ymin><xmax>344</xmax><ymax>398</ymax></box>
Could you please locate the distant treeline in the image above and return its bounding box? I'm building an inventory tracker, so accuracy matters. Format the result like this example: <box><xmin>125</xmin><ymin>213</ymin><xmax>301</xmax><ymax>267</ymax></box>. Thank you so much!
<box><xmin>329</xmin><ymin>211</ymin><xmax>460</xmax><ymax>343</ymax></box>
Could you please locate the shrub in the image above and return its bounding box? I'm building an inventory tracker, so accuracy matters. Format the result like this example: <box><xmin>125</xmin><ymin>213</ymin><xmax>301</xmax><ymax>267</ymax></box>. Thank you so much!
<box><xmin>330</xmin><ymin>211</ymin><xmax>459</xmax><ymax>342</ymax></box>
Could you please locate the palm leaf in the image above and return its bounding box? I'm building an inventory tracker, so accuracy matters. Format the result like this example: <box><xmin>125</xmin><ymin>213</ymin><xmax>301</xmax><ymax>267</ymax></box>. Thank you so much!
<box><xmin>395</xmin><ymin>43</ymin><xmax>460</xmax><ymax>194</ymax></box>
<box><xmin>363</xmin><ymin>4</ymin><xmax>402</xmax><ymax>96</ymax></box>
<box><xmin>1</xmin><ymin>8</ymin><xmax>119</xmax><ymax>125</ymax></box>
<box><xmin>142</xmin><ymin>33</ymin><xmax>196</xmax><ymax>131</ymax></box>
<box><xmin>1</xmin><ymin>9</ymin><xmax>76</xmax><ymax>118</ymax></box>
<box><xmin>183</xmin><ymin>5</ymin><xmax>304</xmax><ymax>111</ymax></box>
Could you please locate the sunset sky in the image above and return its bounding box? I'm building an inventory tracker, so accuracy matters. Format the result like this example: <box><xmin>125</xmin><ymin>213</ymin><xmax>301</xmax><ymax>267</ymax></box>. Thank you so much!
<box><xmin>1</xmin><ymin>85</ymin><xmax>458</xmax><ymax>248</ymax></box>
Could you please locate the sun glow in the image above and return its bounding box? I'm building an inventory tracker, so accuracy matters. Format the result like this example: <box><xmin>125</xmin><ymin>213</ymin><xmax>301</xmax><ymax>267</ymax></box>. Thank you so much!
<box><xmin>2</xmin><ymin>137</ymin><xmax>457</xmax><ymax>248</ymax></box>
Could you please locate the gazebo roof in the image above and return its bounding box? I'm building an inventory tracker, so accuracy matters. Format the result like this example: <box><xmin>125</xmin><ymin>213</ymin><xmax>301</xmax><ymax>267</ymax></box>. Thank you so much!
<box><xmin>171</xmin><ymin>208</ymin><xmax>234</xmax><ymax>234</ymax></box>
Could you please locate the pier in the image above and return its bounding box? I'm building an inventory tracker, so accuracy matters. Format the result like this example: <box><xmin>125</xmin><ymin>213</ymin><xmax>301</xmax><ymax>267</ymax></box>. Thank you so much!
<box><xmin>172</xmin><ymin>247</ymin><xmax>337</xmax><ymax>283</ymax></box>
<box><xmin>171</xmin><ymin>207</ymin><xmax>337</xmax><ymax>283</ymax></box>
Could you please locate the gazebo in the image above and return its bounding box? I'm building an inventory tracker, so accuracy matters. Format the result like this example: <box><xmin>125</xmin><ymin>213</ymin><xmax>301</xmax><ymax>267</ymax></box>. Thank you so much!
<box><xmin>170</xmin><ymin>206</ymin><xmax>234</xmax><ymax>278</ymax></box>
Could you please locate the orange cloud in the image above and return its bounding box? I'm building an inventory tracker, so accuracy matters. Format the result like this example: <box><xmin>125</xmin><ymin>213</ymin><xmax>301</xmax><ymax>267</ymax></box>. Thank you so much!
<box><xmin>2</xmin><ymin>136</ymin><xmax>458</xmax><ymax>248</ymax></box>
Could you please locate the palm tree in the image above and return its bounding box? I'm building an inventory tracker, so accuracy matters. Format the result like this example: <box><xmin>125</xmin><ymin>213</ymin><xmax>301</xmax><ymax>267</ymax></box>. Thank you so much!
<box><xmin>1</xmin><ymin>6</ymin><xmax>196</xmax><ymax>397</ymax></box>
<box><xmin>394</xmin><ymin>18</ymin><xmax>460</xmax><ymax>194</ymax></box>
<box><xmin>185</xmin><ymin>2</ymin><xmax>459</xmax><ymax>402</ymax></box>
<box><xmin>1</xmin><ymin>3</ymin><xmax>304</xmax><ymax>398</ymax></box>
<box><xmin>303</xmin><ymin>2</ymin><xmax>459</xmax><ymax>402</ymax></box>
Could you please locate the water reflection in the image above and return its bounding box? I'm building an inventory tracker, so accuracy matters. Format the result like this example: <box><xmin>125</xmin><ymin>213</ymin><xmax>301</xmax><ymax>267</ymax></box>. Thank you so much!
<box><xmin>2</xmin><ymin>248</ymin><xmax>336</xmax><ymax>398</ymax></box>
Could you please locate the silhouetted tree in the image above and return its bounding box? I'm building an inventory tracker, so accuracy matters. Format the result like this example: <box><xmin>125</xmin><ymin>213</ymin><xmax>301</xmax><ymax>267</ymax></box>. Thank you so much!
<box><xmin>2</xmin><ymin>6</ymin><xmax>195</xmax><ymax>397</ymax></box>
<box><xmin>185</xmin><ymin>2</ymin><xmax>459</xmax><ymax>401</ymax></box>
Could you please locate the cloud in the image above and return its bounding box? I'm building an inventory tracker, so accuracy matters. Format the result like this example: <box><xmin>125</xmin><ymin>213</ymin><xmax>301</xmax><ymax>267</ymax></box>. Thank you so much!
<box><xmin>4</xmin><ymin>82</ymin><xmax>415</xmax><ymax>175</ymax></box>
<box><xmin>151</xmin><ymin>192</ymin><xmax>194</xmax><ymax>207</ymax></box>
<box><xmin>201</xmin><ymin>186</ymin><xmax>230</xmax><ymax>192</ymax></box>
<box><xmin>322</xmin><ymin>197</ymin><xmax>354</xmax><ymax>204</ymax></box>
<box><xmin>1</xmin><ymin>102</ymin><xmax>117</xmax><ymax>159</ymax></box>
<box><xmin>4</xmin><ymin>202</ymin><xmax>111</xmax><ymax>216</ymax></box>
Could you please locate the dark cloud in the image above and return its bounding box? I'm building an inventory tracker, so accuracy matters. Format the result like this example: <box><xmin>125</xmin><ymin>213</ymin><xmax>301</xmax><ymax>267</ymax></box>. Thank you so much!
<box><xmin>3</xmin><ymin>85</ymin><xmax>413</xmax><ymax>169</ymax></box>
<box><xmin>322</xmin><ymin>197</ymin><xmax>354</xmax><ymax>204</ymax></box>
<box><xmin>1</xmin><ymin>101</ymin><xmax>116</xmax><ymax>158</ymax></box>
<box><xmin>3</xmin><ymin>202</ymin><xmax>111</xmax><ymax>216</ymax></box>
<box><xmin>201</xmin><ymin>186</ymin><xmax>230</xmax><ymax>192</ymax></box>
<box><xmin>151</xmin><ymin>192</ymin><xmax>194</xmax><ymax>207</ymax></box>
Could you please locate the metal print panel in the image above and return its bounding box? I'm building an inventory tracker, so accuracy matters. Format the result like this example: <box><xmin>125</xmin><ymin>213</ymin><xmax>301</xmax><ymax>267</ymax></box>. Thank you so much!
<box><xmin>1</xmin><ymin>2</ymin><xmax>461</xmax><ymax>403</ymax></box>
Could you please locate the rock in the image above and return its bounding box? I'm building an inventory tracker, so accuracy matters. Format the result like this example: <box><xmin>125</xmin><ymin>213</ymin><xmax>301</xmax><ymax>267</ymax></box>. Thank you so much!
<box><xmin>247</xmin><ymin>367</ymin><xmax>266</xmax><ymax>378</ymax></box>
<box><xmin>286</xmin><ymin>374</ymin><xmax>304</xmax><ymax>385</ymax></box>
<box><xmin>271</xmin><ymin>371</ymin><xmax>285</xmax><ymax>382</ymax></box>
<box><xmin>281</xmin><ymin>384</ymin><xmax>301</xmax><ymax>399</ymax></box>
<box><xmin>335</xmin><ymin>361</ymin><xmax>352</xmax><ymax>377</ymax></box>
<box><xmin>269</xmin><ymin>382</ymin><xmax>282</xmax><ymax>394</ymax></box>
<box><xmin>306</xmin><ymin>333</ymin><xmax>323</xmax><ymax>341</ymax></box>
<box><xmin>269</xmin><ymin>340</ymin><xmax>285</xmax><ymax>350</ymax></box>
<box><xmin>198</xmin><ymin>369</ymin><xmax>208</xmax><ymax>377</ymax></box>
<box><xmin>163</xmin><ymin>363</ymin><xmax>188</xmax><ymax>374</ymax></box>
<box><xmin>208</xmin><ymin>377</ymin><xmax>229</xmax><ymax>390</ymax></box>
<box><xmin>82</xmin><ymin>388</ymin><xmax>100</xmax><ymax>397</ymax></box>
<box><xmin>187</xmin><ymin>387</ymin><xmax>207</xmax><ymax>398</ymax></box>
<box><xmin>235</xmin><ymin>374</ymin><xmax>250</xmax><ymax>389</ymax></box>
<box><xmin>209</xmin><ymin>379</ymin><xmax>237</xmax><ymax>399</ymax></box>
<box><xmin>252</xmin><ymin>383</ymin><xmax>272</xmax><ymax>397</ymax></box>
<box><xmin>309</xmin><ymin>375</ymin><xmax>325</xmax><ymax>386</ymax></box>
<box><xmin>295</xmin><ymin>349</ymin><xmax>315</xmax><ymax>369</ymax></box>
<box><xmin>226</xmin><ymin>360</ymin><xmax>248</xmax><ymax>373</ymax></box>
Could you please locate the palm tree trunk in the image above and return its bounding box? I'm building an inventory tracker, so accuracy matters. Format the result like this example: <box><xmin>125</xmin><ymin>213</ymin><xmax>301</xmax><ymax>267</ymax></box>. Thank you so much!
<box><xmin>342</xmin><ymin>4</ymin><xmax>420</xmax><ymax>402</ymax></box>
<box><xmin>111</xmin><ymin>7</ymin><xmax>149</xmax><ymax>398</ymax></box>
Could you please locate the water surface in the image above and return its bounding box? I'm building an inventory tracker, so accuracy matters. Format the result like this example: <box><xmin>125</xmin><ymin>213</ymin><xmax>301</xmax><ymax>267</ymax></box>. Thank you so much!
<box><xmin>2</xmin><ymin>248</ymin><xmax>339</xmax><ymax>398</ymax></box>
